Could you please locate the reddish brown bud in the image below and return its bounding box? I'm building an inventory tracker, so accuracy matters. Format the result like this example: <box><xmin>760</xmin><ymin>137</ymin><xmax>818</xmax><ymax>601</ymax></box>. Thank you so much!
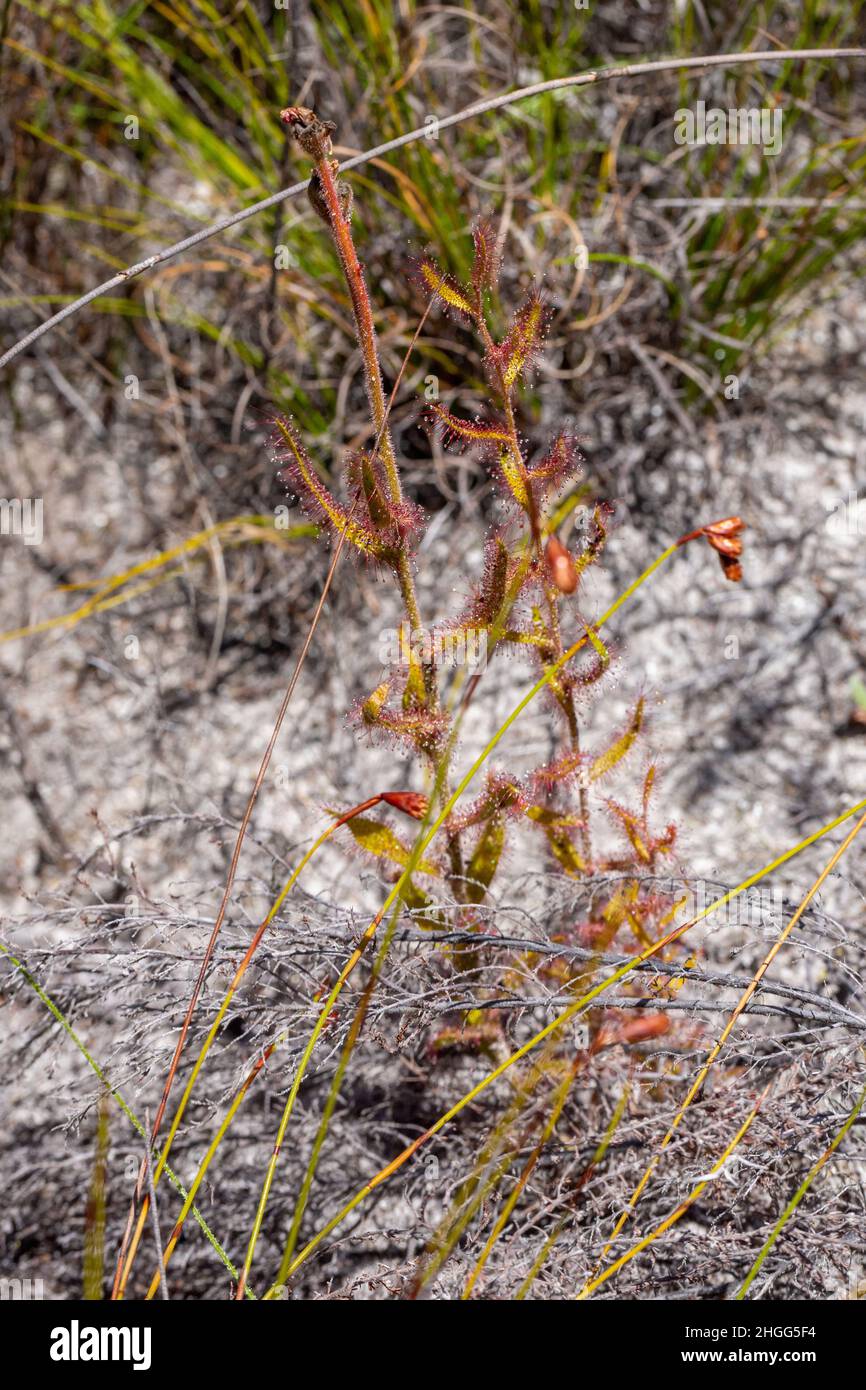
<box><xmin>717</xmin><ymin>555</ymin><xmax>743</xmax><ymax>582</ymax></box>
<box><xmin>703</xmin><ymin>516</ymin><xmax>743</xmax><ymax>538</ymax></box>
<box><xmin>544</xmin><ymin>533</ymin><xmax>578</xmax><ymax>594</ymax></box>
<box><xmin>280</xmin><ymin>105</ymin><xmax>316</xmax><ymax>126</ymax></box>
<box><xmin>704</xmin><ymin>517</ymin><xmax>744</xmax><ymax>582</ymax></box>
<box><xmin>708</xmin><ymin>534</ymin><xmax>742</xmax><ymax>558</ymax></box>
<box><xmin>594</xmin><ymin>1014</ymin><xmax>671</xmax><ymax>1050</ymax></box>
<box><xmin>380</xmin><ymin>791</ymin><xmax>429</xmax><ymax>820</ymax></box>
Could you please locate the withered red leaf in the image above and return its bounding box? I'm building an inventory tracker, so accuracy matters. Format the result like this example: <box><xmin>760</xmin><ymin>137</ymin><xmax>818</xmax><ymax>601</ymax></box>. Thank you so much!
<box><xmin>718</xmin><ymin>554</ymin><xmax>743</xmax><ymax>582</ymax></box>
<box><xmin>677</xmin><ymin>516</ymin><xmax>745</xmax><ymax>582</ymax></box>
<box><xmin>703</xmin><ymin>516</ymin><xmax>743</xmax><ymax>538</ymax></box>
<box><xmin>707</xmin><ymin>533</ymin><xmax>742</xmax><ymax>559</ymax></box>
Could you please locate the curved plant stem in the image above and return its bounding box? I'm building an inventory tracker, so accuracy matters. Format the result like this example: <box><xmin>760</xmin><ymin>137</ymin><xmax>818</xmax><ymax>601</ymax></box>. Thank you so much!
<box><xmin>111</xmin><ymin>561</ymin><xmax>351</xmax><ymax>1295</ymax></box>
<box><xmin>123</xmin><ymin>796</ymin><xmax>394</xmax><ymax>1297</ymax></box>
<box><xmin>114</xmin><ymin>817</ymin><xmax>341</xmax><ymax>1297</ymax></box>
<box><xmin>0</xmin><ymin>937</ymin><xmax>250</xmax><ymax>1293</ymax></box>
<box><xmin>461</xmin><ymin>1056</ymin><xmax>578</xmax><ymax>1299</ymax></box>
<box><xmin>306</xmin><ymin>145</ymin><xmax>423</xmax><ymax>637</ymax></box>
<box><xmin>113</xmin><ymin>300</ymin><xmax>432</xmax><ymax>1297</ymax></box>
<box><xmin>145</xmin><ymin>1037</ymin><xmax>283</xmax><ymax>1299</ymax></box>
<box><xmin>410</xmin><ymin>1040</ymin><xmax>559</xmax><ymax>1299</ymax></box>
<box><xmin>515</xmin><ymin>1080</ymin><xmax>632</xmax><ymax>1299</ymax></box>
<box><xmin>0</xmin><ymin>517</ymin><xmax>314</xmax><ymax>646</ymax></box>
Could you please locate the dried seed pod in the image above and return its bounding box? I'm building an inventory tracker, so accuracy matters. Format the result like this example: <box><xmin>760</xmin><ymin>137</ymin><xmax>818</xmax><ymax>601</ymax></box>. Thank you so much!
<box><xmin>280</xmin><ymin>106</ymin><xmax>336</xmax><ymax>159</ymax></box>
<box><xmin>306</xmin><ymin>168</ymin><xmax>330</xmax><ymax>222</ymax></box>
<box><xmin>304</xmin><ymin>160</ymin><xmax>347</xmax><ymax>225</ymax></box>
<box><xmin>544</xmin><ymin>533</ymin><xmax>578</xmax><ymax>594</ymax></box>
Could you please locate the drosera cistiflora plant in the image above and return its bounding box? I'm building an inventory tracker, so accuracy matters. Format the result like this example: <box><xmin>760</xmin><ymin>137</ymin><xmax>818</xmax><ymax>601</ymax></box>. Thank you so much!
<box><xmin>125</xmin><ymin>105</ymin><xmax>748</xmax><ymax>1300</ymax></box>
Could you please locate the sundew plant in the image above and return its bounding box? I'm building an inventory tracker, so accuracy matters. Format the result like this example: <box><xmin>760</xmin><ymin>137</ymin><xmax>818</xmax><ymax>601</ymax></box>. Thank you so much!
<box><xmin>104</xmin><ymin>106</ymin><xmax>752</xmax><ymax>1301</ymax></box>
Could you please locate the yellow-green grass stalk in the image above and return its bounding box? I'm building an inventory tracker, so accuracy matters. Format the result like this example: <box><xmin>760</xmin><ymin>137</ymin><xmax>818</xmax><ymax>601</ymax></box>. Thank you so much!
<box><xmin>515</xmin><ymin>1080</ymin><xmax>632</xmax><ymax>1299</ymax></box>
<box><xmin>272</xmin><ymin>878</ymin><xmax>431</xmax><ymax>1288</ymax></box>
<box><xmin>410</xmin><ymin>1041</ymin><xmax>561</xmax><ymax>1300</ymax></box>
<box><xmin>0</xmin><ymin>935</ymin><xmax>250</xmax><ymax>1293</ymax></box>
<box><xmin>238</xmin><ymin>538</ymin><xmax>677</xmax><ymax>1296</ymax></box>
<box><xmin>0</xmin><ymin>517</ymin><xmax>314</xmax><ymax>645</ymax></box>
<box><xmin>116</xmin><ymin>813</ymin><xmax>348</xmax><ymax>1297</ymax></box>
<box><xmin>245</xmin><ymin>521</ymin><xmax>831</xmax><ymax>1293</ymax></box>
<box><xmin>129</xmin><ymin>303</ymin><xmax>435</xmax><ymax>1297</ymax></box>
<box><xmin>582</xmin><ymin>802</ymin><xmax>866</xmax><ymax>1292</ymax></box>
<box><xmin>461</xmin><ymin>1053</ymin><xmax>580</xmax><ymax>1298</ymax></box>
<box><xmin>736</xmin><ymin>1082</ymin><xmax>866</xmax><ymax>1301</ymax></box>
<box><xmin>273</xmin><ymin>970</ymin><xmax>381</xmax><ymax>1285</ymax></box>
<box><xmin>264</xmin><ymin>793</ymin><xmax>866</xmax><ymax>1291</ymax></box>
<box><xmin>83</xmin><ymin>1090</ymin><xmax>111</xmax><ymax>1299</ymax></box>
<box><xmin>144</xmin><ymin>1034</ymin><xmax>284</xmax><ymax>1299</ymax></box>
<box><xmin>266</xmin><ymin>540</ymin><xmax>540</xmax><ymax>1289</ymax></box>
<box><xmin>577</xmin><ymin>1088</ymin><xmax>768</xmax><ymax>1299</ymax></box>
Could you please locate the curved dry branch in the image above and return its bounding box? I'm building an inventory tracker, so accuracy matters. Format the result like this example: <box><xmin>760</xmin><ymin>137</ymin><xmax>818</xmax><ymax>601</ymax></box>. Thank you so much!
<box><xmin>2</xmin><ymin>47</ymin><xmax>863</xmax><ymax>373</ymax></box>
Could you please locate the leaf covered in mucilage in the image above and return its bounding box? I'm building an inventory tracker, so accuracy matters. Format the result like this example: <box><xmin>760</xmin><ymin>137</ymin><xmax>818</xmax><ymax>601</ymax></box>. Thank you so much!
<box><xmin>418</xmin><ymin>258</ymin><xmax>475</xmax><ymax>318</ymax></box>
<box><xmin>471</xmin><ymin>220</ymin><xmax>501</xmax><ymax>297</ymax></box>
<box><xmin>464</xmin><ymin>816</ymin><xmax>506</xmax><ymax>903</ymax></box>
<box><xmin>344</xmin><ymin>816</ymin><xmax>440</xmax><ymax>876</ymax></box>
<box><xmin>273</xmin><ymin>416</ymin><xmax>394</xmax><ymax>563</ymax></box>
<box><xmin>589</xmin><ymin>697</ymin><xmax>645</xmax><ymax>782</ymax></box>
<box><xmin>426</xmin><ymin>402</ymin><xmax>509</xmax><ymax>451</ymax></box>
<box><xmin>490</xmin><ymin>288</ymin><xmax>547</xmax><ymax>389</ymax></box>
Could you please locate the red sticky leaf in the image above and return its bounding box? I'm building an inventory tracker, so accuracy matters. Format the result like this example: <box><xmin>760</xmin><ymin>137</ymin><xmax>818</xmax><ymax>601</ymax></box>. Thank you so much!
<box><xmin>471</xmin><ymin>220</ymin><xmax>501</xmax><ymax>297</ymax></box>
